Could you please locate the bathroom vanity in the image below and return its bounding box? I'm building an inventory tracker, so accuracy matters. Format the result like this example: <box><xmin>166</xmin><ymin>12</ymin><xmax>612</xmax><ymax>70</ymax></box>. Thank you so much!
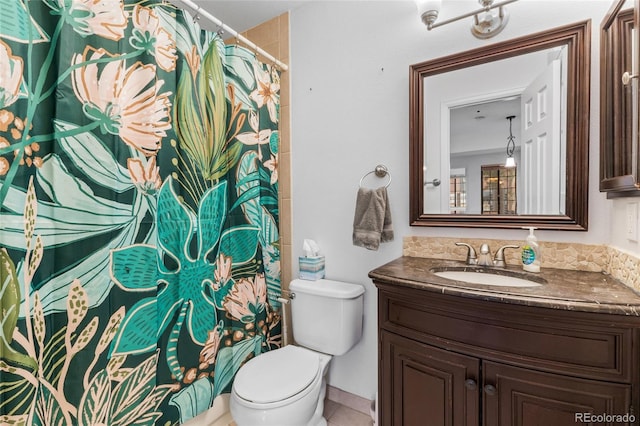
<box><xmin>370</xmin><ymin>257</ymin><xmax>640</xmax><ymax>426</ymax></box>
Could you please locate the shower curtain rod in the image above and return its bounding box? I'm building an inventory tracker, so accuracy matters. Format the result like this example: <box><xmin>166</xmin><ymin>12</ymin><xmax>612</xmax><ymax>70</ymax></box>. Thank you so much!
<box><xmin>178</xmin><ymin>0</ymin><xmax>289</xmax><ymax>71</ymax></box>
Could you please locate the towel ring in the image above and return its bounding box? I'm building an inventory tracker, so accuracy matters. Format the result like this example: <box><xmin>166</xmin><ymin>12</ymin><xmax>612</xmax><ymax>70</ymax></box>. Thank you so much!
<box><xmin>359</xmin><ymin>165</ymin><xmax>392</xmax><ymax>188</ymax></box>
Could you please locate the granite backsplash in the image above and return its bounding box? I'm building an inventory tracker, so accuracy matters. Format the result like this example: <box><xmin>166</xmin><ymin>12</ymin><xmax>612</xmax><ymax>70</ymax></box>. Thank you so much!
<box><xmin>403</xmin><ymin>236</ymin><xmax>640</xmax><ymax>294</ymax></box>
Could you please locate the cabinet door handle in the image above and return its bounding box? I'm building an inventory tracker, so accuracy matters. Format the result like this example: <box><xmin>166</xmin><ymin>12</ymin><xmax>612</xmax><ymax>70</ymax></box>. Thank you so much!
<box><xmin>483</xmin><ymin>384</ymin><xmax>497</xmax><ymax>396</ymax></box>
<box><xmin>622</xmin><ymin>71</ymin><xmax>639</xmax><ymax>85</ymax></box>
<box><xmin>464</xmin><ymin>379</ymin><xmax>477</xmax><ymax>391</ymax></box>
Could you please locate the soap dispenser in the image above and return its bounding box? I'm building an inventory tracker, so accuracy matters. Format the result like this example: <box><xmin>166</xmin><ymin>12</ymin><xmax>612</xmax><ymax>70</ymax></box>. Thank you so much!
<box><xmin>521</xmin><ymin>227</ymin><xmax>541</xmax><ymax>273</ymax></box>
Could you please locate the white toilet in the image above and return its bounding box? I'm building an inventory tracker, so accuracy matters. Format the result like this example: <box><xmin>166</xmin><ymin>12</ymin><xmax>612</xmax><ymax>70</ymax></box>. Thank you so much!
<box><xmin>230</xmin><ymin>278</ymin><xmax>365</xmax><ymax>426</ymax></box>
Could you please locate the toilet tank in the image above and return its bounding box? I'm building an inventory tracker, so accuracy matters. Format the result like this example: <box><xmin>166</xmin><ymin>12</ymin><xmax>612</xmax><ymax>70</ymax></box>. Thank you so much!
<box><xmin>289</xmin><ymin>279</ymin><xmax>365</xmax><ymax>356</ymax></box>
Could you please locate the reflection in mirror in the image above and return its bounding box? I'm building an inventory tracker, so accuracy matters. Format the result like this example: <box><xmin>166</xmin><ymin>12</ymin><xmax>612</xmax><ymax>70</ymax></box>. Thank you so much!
<box><xmin>424</xmin><ymin>45</ymin><xmax>568</xmax><ymax>215</ymax></box>
<box><xmin>409</xmin><ymin>20</ymin><xmax>590</xmax><ymax>230</ymax></box>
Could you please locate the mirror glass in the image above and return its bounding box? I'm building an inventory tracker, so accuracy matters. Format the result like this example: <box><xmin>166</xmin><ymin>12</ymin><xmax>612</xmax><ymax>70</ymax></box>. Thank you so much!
<box><xmin>423</xmin><ymin>46</ymin><xmax>568</xmax><ymax>215</ymax></box>
<box><xmin>409</xmin><ymin>21</ymin><xmax>590</xmax><ymax>230</ymax></box>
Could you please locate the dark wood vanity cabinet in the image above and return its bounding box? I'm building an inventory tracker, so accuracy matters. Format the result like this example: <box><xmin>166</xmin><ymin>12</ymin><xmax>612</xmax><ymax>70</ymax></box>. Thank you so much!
<box><xmin>483</xmin><ymin>361</ymin><xmax>631</xmax><ymax>425</ymax></box>
<box><xmin>382</xmin><ymin>331</ymin><xmax>480</xmax><ymax>426</ymax></box>
<box><xmin>600</xmin><ymin>0</ymin><xmax>640</xmax><ymax>195</ymax></box>
<box><xmin>376</xmin><ymin>283</ymin><xmax>640</xmax><ymax>426</ymax></box>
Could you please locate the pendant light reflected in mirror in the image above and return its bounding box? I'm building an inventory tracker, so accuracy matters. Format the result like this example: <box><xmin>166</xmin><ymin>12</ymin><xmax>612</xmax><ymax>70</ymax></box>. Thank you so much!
<box><xmin>505</xmin><ymin>115</ymin><xmax>516</xmax><ymax>168</ymax></box>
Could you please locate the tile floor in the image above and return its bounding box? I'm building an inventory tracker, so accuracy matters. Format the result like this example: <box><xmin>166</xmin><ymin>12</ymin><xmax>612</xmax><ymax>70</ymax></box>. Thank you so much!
<box><xmin>226</xmin><ymin>399</ymin><xmax>374</xmax><ymax>426</ymax></box>
<box><xmin>323</xmin><ymin>399</ymin><xmax>374</xmax><ymax>426</ymax></box>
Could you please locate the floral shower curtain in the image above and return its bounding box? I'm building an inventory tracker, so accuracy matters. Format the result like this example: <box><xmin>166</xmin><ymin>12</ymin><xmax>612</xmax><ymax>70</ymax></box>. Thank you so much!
<box><xmin>0</xmin><ymin>0</ymin><xmax>282</xmax><ymax>424</ymax></box>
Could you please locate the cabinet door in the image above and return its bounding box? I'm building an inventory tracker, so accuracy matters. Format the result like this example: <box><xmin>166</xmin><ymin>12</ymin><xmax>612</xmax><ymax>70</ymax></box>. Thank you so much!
<box><xmin>600</xmin><ymin>0</ymin><xmax>640</xmax><ymax>194</ymax></box>
<box><xmin>380</xmin><ymin>331</ymin><xmax>480</xmax><ymax>426</ymax></box>
<box><xmin>483</xmin><ymin>361</ymin><xmax>632</xmax><ymax>426</ymax></box>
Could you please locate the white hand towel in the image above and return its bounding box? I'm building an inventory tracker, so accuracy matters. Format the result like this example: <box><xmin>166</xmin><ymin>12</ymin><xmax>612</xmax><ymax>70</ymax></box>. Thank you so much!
<box><xmin>353</xmin><ymin>186</ymin><xmax>394</xmax><ymax>250</ymax></box>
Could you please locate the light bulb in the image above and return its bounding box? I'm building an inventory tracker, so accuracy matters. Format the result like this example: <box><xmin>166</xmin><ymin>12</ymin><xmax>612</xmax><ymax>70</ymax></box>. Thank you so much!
<box><xmin>505</xmin><ymin>156</ymin><xmax>516</xmax><ymax>168</ymax></box>
<box><xmin>415</xmin><ymin>0</ymin><xmax>442</xmax><ymax>26</ymax></box>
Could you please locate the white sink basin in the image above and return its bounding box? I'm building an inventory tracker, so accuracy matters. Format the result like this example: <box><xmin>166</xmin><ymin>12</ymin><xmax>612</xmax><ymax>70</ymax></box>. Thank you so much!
<box><xmin>433</xmin><ymin>270</ymin><xmax>543</xmax><ymax>288</ymax></box>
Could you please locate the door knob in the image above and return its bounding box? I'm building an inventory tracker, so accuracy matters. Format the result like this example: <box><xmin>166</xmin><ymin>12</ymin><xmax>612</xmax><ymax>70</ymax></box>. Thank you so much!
<box><xmin>464</xmin><ymin>379</ymin><xmax>477</xmax><ymax>391</ymax></box>
<box><xmin>483</xmin><ymin>384</ymin><xmax>497</xmax><ymax>396</ymax></box>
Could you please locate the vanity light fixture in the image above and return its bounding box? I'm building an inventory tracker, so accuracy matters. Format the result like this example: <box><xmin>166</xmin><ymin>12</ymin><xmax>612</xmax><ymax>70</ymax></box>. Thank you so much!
<box><xmin>505</xmin><ymin>115</ymin><xmax>516</xmax><ymax>168</ymax></box>
<box><xmin>415</xmin><ymin>0</ymin><xmax>519</xmax><ymax>39</ymax></box>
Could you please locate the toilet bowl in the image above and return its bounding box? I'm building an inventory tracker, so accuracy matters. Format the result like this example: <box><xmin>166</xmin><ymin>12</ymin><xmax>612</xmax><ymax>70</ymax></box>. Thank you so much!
<box><xmin>230</xmin><ymin>279</ymin><xmax>365</xmax><ymax>426</ymax></box>
<box><xmin>230</xmin><ymin>345</ymin><xmax>331</xmax><ymax>426</ymax></box>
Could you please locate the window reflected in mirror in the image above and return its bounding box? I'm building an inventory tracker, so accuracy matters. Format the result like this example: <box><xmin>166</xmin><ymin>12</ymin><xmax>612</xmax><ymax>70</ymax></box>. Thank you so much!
<box><xmin>481</xmin><ymin>165</ymin><xmax>517</xmax><ymax>215</ymax></box>
<box><xmin>449</xmin><ymin>171</ymin><xmax>467</xmax><ymax>214</ymax></box>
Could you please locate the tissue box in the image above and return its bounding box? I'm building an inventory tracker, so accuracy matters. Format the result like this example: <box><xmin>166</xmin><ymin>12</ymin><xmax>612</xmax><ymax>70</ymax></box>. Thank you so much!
<box><xmin>299</xmin><ymin>256</ymin><xmax>325</xmax><ymax>281</ymax></box>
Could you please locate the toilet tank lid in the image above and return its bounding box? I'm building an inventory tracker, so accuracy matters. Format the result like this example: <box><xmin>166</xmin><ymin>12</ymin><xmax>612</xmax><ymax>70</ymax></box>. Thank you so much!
<box><xmin>290</xmin><ymin>279</ymin><xmax>365</xmax><ymax>299</ymax></box>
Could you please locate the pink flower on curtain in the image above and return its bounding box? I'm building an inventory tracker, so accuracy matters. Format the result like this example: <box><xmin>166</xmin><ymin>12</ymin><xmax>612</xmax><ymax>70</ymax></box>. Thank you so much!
<box><xmin>264</xmin><ymin>153</ymin><xmax>278</xmax><ymax>184</ymax></box>
<box><xmin>224</xmin><ymin>274</ymin><xmax>267</xmax><ymax>323</ymax></box>
<box><xmin>255</xmin><ymin>274</ymin><xmax>267</xmax><ymax>306</ymax></box>
<box><xmin>77</xmin><ymin>0</ymin><xmax>127</xmax><ymax>40</ymax></box>
<box><xmin>127</xmin><ymin>156</ymin><xmax>162</xmax><ymax>194</ymax></box>
<box><xmin>0</xmin><ymin>40</ymin><xmax>23</xmax><ymax>108</ymax></box>
<box><xmin>214</xmin><ymin>253</ymin><xmax>232</xmax><ymax>285</ymax></box>
<box><xmin>131</xmin><ymin>5</ymin><xmax>177</xmax><ymax>72</ymax></box>
<box><xmin>71</xmin><ymin>46</ymin><xmax>172</xmax><ymax>155</ymax></box>
<box><xmin>235</xmin><ymin>110</ymin><xmax>271</xmax><ymax>160</ymax></box>
<box><xmin>250</xmin><ymin>64</ymin><xmax>280</xmax><ymax>124</ymax></box>
<box><xmin>45</xmin><ymin>0</ymin><xmax>127</xmax><ymax>41</ymax></box>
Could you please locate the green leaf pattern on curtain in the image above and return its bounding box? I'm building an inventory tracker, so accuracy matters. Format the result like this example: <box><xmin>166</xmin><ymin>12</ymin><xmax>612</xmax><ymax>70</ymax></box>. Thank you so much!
<box><xmin>0</xmin><ymin>0</ymin><xmax>281</xmax><ymax>424</ymax></box>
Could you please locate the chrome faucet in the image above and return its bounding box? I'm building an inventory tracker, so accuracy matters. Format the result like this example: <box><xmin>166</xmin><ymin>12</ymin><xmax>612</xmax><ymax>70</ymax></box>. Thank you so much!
<box><xmin>455</xmin><ymin>242</ymin><xmax>477</xmax><ymax>265</ymax></box>
<box><xmin>455</xmin><ymin>242</ymin><xmax>519</xmax><ymax>267</ymax></box>
<box><xmin>477</xmin><ymin>243</ymin><xmax>493</xmax><ymax>266</ymax></box>
<box><xmin>493</xmin><ymin>244</ymin><xmax>520</xmax><ymax>267</ymax></box>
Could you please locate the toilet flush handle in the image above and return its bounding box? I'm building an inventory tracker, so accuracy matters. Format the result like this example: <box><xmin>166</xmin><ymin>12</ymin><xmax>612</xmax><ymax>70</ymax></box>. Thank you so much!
<box><xmin>281</xmin><ymin>289</ymin><xmax>296</xmax><ymax>300</ymax></box>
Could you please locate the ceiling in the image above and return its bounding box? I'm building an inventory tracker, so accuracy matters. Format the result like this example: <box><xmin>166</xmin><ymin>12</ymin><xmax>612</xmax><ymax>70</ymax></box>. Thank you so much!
<box><xmin>170</xmin><ymin>0</ymin><xmax>309</xmax><ymax>33</ymax></box>
<box><xmin>450</xmin><ymin>97</ymin><xmax>522</xmax><ymax>155</ymax></box>
<box><xmin>451</xmin><ymin>97</ymin><xmax>521</xmax><ymax>136</ymax></box>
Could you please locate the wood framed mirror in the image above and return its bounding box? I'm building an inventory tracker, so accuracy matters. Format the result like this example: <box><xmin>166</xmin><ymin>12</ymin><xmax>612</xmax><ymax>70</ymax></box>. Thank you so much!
<box><xmin>599</xmin><ymin>0</ymin><xmax>638</xmax><ymax>195</ymax></box>
<box><xmin>409</xmin><ymin>20</ymin><xmax>590</xmax><ymax>230</ymax></box>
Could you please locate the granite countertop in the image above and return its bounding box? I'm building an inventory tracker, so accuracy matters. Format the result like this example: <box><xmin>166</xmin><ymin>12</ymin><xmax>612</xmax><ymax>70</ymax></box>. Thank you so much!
<box><xmin>369</xmin><ymin>256</ymin><xmax>640</xmax><ymax>316</ymax></box>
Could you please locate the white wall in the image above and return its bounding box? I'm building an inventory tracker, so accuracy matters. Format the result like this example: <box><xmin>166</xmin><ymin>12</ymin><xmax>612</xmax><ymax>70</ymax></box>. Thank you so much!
<box><xmin>290</xmin><ymin>0</ymin><xmax>614</xmax><ymax>401</ymax></box>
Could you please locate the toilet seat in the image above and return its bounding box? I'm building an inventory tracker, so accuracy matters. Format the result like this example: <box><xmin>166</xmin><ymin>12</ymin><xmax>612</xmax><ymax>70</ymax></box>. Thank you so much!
<box><xmin>233</xmin><ymin>345</ymin><xmax>320</xmax><ymax>404</ymax></box>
